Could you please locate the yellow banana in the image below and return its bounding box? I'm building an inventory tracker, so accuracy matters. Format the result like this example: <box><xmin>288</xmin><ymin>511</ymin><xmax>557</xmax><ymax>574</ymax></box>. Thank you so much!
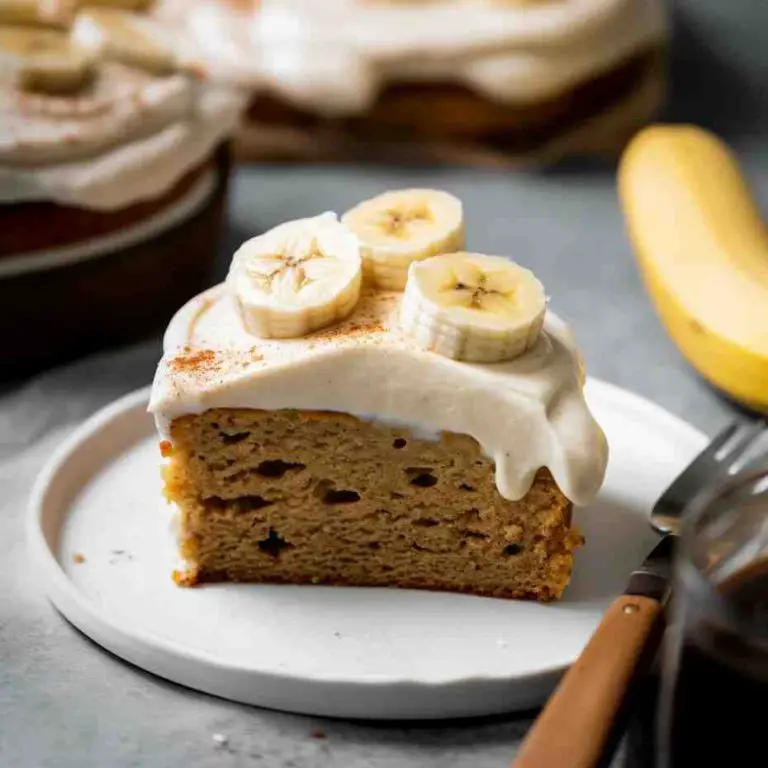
<box><xmin>618</xmin><ymin>124</ymin><xmax>768</xmax><ymax>412</ymax></box>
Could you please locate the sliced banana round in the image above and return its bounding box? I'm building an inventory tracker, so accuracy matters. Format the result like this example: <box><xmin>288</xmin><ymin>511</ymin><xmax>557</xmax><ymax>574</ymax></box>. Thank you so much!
<box><xmin>228</xmin><ymin>213</ymin><xmax>363</xmax><ymax>339</ymax></box>
<box><xmin>0</xmin><ymin>25</ymin><xmax>95</xmax><ymax>93</ymax></box>
<box><xmin>341</xmin><ymin>188</ymin><xmax>465</xmax><ymax>291</ymax></box>
<box><xmin>0</xmin><ymin>0</ymin><xmax>77</xmax><ymax>29</ymax></box>
<box><xmin>72</xmin><ymin>7</ymin><xmax>176</xmax><ymax>75</ymax></box>
<box><xmin>399</xmin><ymin>252</ymin><xmax>546</xmax><ymax>363</ymax></box>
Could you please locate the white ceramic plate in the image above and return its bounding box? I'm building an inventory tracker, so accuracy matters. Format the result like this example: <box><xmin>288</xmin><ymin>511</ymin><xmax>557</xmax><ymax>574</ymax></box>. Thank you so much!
<box><xmin>28</xmin><ymin>379</ymin><xmax>706</xmax><ymax>720</ymax></box>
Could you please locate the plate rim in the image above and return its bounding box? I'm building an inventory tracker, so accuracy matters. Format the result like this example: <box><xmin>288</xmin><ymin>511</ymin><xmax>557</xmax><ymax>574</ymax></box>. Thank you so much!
<box><xmin>26</xmin><ymin>378</ymin><xmax>708</xmax><ymax>713</ymax></box>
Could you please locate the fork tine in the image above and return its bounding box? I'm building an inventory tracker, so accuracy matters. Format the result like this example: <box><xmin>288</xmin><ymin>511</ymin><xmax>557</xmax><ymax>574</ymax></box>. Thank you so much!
<box><xmin>651</xmin><ymin>420</ymin><xmax>767</xmax><ymax>536</ymax></box>
<box><xmin>701</xmin><ymin>421</ymin><xmax>741</xmax><ymax>461</ymax></box>
<box><xmin>724</xmin><ymin>419</ymin><xmax>768</xmax><ymax>473</ymax></box>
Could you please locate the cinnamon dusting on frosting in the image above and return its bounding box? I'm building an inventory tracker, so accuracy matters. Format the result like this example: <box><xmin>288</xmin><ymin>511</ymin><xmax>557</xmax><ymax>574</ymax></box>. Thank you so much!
<box><xmin>150</xmin><ymin>281</ymin><xmax>609</xmax><ymax>505</ymax></box>
<box><xmin>309</xmin><ymin>319</ymin><xmax>386</xmax><ymax>344</ymax></box>
<box><xmin>169</xmin><ymin>348</ymin><xmax>219</xmax><ymax>373</ymax></box>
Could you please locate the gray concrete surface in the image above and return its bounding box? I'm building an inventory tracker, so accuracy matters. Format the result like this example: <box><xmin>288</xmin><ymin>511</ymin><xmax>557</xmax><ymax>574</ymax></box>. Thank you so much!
<box><xmin>1</xmin><ymin>1</ymin><xmax>766</xmax><ymax>765</ymax></box>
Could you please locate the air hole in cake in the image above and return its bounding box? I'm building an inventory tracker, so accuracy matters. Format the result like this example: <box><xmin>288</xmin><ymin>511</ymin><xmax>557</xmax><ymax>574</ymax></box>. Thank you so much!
<box><xmin>258</xmin><ymin>528</ymin><xmax>291</xmax><ymax>558</ymax></box>
<box><xmin>466</xmin><ymin>531</ymin><xmax>488</xmax><ymax>540</ymax></box>
<box><xmin>369</xmin><ymin>542</ymin><xmax>381</xmax><ymax>550</ymax></box>
<box><xmin>459</xmin><ymin>483</ymin><xmax>475</xmax><ymax>492</ymax></box>
<box><xmin>209</xmin><ymin>494</ymin><xmax>273</xmax><ymax>512</ymax></box>
<box><xmin>503</xmin><ymin>544</ymin><xmax>523</xmax><ymax>556</ymax></box>
<box><xmin>413</xmin><ymin>518</ymin><xmax>439</xmax><ymax>527</ymax></box>
<box><xmin>256</xmin><ymin>459</ymin><xmax>306</xmax><ymax>478</ymax></box>
<box><xmin>323</xmin><ymin>489</ymin><xmax>361</xmax><ymax>505</ymax></box>
<box><xmin>406</xmin><ymin>468</ymin><xmax>438</xmax><ymax>487</ymax></box>
<box><xmin>390</xmin><ymin>492</ymin><xmax>404</xmax><ymax>500</ymax></box>
<box><xmin>221</xmin><ymin>431</ymin><xmax>250</xmax><ymax>445</ymax></box>
<box><xmin>392</xmin><ymin>438</ymin><xmax>407</xmax><ymax>449</ymax></box>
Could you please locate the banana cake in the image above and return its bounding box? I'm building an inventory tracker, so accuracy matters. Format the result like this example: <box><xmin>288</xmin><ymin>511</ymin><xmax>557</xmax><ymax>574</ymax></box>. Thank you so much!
<box><xmin>156</xmin><ymin>0</ymin><xmax>667</xmax><ymax>165</ymax></box>
<box><xmin>150</xmin><ymin>189</ymin><xmax>608</xmax><ymax>601</ymax></box>
<box><xmin>0</xmin><ymin>0</ymin><xmax>244</xmax><ymax>373</ymax></box>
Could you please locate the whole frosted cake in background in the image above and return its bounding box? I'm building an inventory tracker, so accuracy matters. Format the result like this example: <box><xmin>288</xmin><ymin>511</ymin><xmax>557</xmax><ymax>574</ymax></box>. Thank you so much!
<box><xmin>150</xmin><ymin>189</ymin><xmax>608</xmax><ymax>601</ymax></box>
<box><xmin>0</xmin><ymin>0</ymin><xmax>246</xmax><ymax>373</ymax></box>
<box><xmin>157</xmin><ymin>0</ymin><xmax>667</xmax><ymax>164</ymax></box>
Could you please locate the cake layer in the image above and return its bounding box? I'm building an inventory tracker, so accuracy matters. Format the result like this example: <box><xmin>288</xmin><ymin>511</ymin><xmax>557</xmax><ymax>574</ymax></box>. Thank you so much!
<box><xmin>239</xmin><ymin>47</ymin><xmax>663</xmax><ymax>159</ymax></box>
<box><xmin>1</xmin><ymin>145</ymin><xmax>230</xmax><ymax>376</ymax></box>
<box><xmin>150</xmin><ymin>286</ymin><xmax>609</xmax><ymax>506</ymax></box>
<box><xmin>0</xmin><ymin>155</ymin><xmax>214</xmax><ymax>260</ymax></box>
<box><xmin>165</xmin><ymin>408</ymin><xmax>582</xmax><ymax>601</ymax></box>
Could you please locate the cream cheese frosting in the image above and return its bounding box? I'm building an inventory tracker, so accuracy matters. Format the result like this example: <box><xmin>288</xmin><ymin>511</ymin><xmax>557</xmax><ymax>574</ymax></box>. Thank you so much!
<box><xmin>0</xmin><ymin>22</ymin><xmax>246</xmax><ymax>210</ymax></box>
<box><xmin>149</xmin><ymin>283</ymin><xmax>608</xmax><ymax>507</ymax></box>
<box><xmin>160</xmin><ymin>0</ymin><xmax>666</xmax><ymax>116</ymax></box>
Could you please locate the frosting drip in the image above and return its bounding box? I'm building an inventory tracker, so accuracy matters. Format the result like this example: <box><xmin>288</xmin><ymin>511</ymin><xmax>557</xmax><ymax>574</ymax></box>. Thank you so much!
<box><xmin>168</xmin><ymin>0</ymin><xmax>666</xmax><ymax>115</ymax></box>
<box><xmin>149</xmin><ymin>284</ymin><xmax>608</xmax><ymax>506</ymax></box>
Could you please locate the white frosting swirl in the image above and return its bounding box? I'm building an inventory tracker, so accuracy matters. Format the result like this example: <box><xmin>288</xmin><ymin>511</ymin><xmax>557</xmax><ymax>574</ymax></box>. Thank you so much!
<box><xmin>0</xmin><ymin>47</ymin><xmax>246</xmax><ymax>211</ymax></box>
<box><xmin>165</xmin><ymin>0</ymin><xmax>666</xmax><ymax>115</ymax></box>
<box><xmin>149</xmin><ymin>283</ymin><xmax>608</xmax><ymax>506</ymax></box>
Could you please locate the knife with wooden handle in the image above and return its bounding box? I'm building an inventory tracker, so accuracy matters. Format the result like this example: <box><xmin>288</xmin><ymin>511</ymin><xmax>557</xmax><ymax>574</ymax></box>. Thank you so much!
<box><xmin>512</xmin><ymin>536</ymin><xmax>672</xmax><ymax>768</ymax></box>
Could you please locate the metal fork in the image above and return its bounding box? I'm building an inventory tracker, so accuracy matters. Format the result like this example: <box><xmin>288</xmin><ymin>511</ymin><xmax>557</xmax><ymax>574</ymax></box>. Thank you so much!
<box><xmin>514</xmin><ymin>417</ymin><xmax>768</xmax><ymax>768</ymax></box>
<box><xmin>652</xmin><ymin>418</ymin><xmax>768</xmax><ymax>536</ymax></box>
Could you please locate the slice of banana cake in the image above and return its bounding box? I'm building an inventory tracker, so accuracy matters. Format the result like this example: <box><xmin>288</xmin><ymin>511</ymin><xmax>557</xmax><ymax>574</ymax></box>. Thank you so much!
<box><xmin>150</xmin><ymin>189</ymin><xmax>608</xmax><ymax>601</ymax></box>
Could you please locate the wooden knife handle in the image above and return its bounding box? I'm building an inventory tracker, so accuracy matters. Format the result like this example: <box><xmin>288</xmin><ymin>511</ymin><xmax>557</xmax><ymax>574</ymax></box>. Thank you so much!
<box><xmin>512</xmin><ymin>595</ymin><xmax>664</xmax><ymax>768</ymax></box>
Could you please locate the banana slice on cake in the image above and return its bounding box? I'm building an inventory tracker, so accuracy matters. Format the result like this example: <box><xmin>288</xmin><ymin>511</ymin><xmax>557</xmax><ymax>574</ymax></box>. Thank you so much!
<box><xmin>400</xmin><ymin>252</ymin><xmax>546</xmax><ymax>363</ymax></box>
<box><xmin>72</xmin><ymin>7</ymin><xmax>176</xmax><ymax>75</ymax></box>
<box><xmin>0</xmin><ymin>25</ymin><xmax>94</xmax><ymax>93</ymax></box>
<box><xmin>342</xmin><ymin>189</ymin><xmax>465</xmax><ymax>291</ymax></box>
<box><xmin>228</xmin><ymin>213</ymin><xmax>363</xmax><ymax>339</ymax></box>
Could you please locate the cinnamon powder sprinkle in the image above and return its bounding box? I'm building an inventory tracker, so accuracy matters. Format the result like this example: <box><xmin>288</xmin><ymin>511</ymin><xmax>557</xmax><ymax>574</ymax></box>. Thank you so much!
<box><xmin>169</xmin><ymin>349</ymin><xmax>219</xmax><ymax>374</ymax></box>
<box><xmin>310</xmin><ymin>320</ymin><xmax>385</xmax><ymax>343</ymax></box>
